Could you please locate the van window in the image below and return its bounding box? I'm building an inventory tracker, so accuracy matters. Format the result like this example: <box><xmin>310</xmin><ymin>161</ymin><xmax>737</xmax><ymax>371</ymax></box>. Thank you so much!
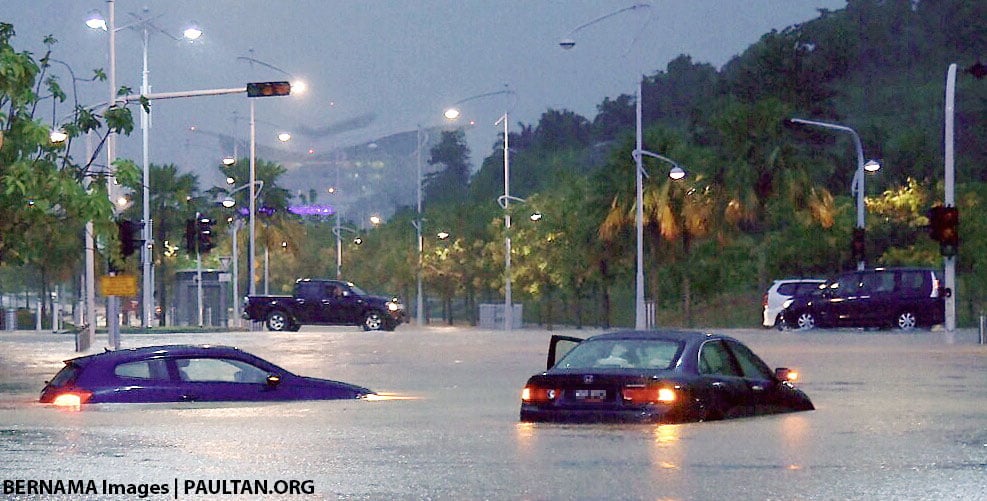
<box><xmin>862</xmin><ymin>272</ymin><xmax>895</xmax><ymax>293</ymax></box>
<box><xmin>897</xmin><ymin>271</ymin><xmax>928</xmax><ymax>294</ymax></box>
<box><xmin>834</xmin><ymin>274</ymin><xmax>862</xmax><ymax>296</ymax></box>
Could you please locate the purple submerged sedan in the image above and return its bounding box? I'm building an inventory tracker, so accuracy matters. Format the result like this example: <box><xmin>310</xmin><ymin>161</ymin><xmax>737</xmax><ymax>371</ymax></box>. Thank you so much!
<box><xmin>40</xmin><ymin>344</ymin><xmax>372</xmax><ymax>407</ymax></box>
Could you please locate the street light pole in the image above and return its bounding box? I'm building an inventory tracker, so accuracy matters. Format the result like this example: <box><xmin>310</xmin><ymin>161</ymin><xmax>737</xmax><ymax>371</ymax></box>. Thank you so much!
<box><xmin>634</xmin><ymin>79</ymin><xmax>646</xmax><ymax>330</ymax></box>
<box><xmin>249</xmin><ymin>99</ymin><xmax>257</xmax><ymax>297</ymax></box>
<box><xmin>789</xmin><ymin>118</ymin><xmax>881</xmax><ymax>270</ymax></box>
<box><xmin>497</xmin><ymin>112</ymin><xmax>514</xmax><ymax>332</ymax></box>
<box><xmin>443</xmin><ymin>86</ymin><xmax>517</xmax><ymax>331</ymax></box>
<box><xmin>559</xmin><ymin>2</ymin><xmax>654</xmax><ymax>330</ymax></box>
<box><xmin>89</xmin><ymin>5</ymin><xmax>202</xmax><ymax>330</ymax></box>
<box><xmin>416</xmin><ymin>125</ymin><xmax>425</xmax><ymax>326</ymax></box>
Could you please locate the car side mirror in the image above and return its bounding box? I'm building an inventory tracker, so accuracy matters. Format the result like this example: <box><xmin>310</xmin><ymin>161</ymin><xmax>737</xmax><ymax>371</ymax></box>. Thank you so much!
<box><xmin>266</xmin><ymin>374</ymin><xmax>281</xmax><ymax>388</ymax></box>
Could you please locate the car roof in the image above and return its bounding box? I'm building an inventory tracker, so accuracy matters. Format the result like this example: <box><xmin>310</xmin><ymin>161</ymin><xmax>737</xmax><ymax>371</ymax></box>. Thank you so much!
<box><xmin>583</xmin><ymin>329</ymin><xmax>728</xmax><ymax>344</ymax></box>
<box><xmin>65</xmin><ymin>344</ymin><xmax>248</xmax><ymax>365</ymax></box>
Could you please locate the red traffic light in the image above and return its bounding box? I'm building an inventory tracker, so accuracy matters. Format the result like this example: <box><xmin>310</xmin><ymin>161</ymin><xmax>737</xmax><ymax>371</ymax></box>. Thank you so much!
<box><xmin>246</xmin><ymin>81</ymin><xmax>291</xmax><ymax>98</ymax></box>
<box><xmin>928</xmin><ymin>206</ymin><xmax>959</xmax><ymax>256</ymax></box>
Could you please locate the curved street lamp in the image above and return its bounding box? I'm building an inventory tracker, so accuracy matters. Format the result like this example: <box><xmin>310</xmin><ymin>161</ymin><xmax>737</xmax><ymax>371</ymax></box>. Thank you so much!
<box><xmin>789</xmin><ymin>118</ymin><xmax>882</xmax><ymax>270</ymax></box>
<box><xmin>445</xmin><ymin>86</ymin><xmax>519</xmax><ymax>331</ymax></box>
<box><xmin>560</xmin><ymin>3</ymin><xmax>660</xmax><ymax>329</ymax></box>
<box><xmin>88</xmin><ymin>3</ymin><xmax>203</xmax><ymax>331</ymax></box>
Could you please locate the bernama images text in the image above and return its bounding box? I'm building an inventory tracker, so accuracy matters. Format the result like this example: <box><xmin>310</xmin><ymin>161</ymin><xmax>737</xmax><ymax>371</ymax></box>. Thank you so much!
<box><xmin>3</xmin><ymin>479</ymin><xmax>316</xmax><ymax>498</ymax></box>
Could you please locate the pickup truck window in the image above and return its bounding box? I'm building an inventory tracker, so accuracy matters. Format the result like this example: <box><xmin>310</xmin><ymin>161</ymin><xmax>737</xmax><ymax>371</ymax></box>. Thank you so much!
<box><xmin>296</xmin><ymin>282</ymin><xmax>324</xmax><ymax>301</ymax></box>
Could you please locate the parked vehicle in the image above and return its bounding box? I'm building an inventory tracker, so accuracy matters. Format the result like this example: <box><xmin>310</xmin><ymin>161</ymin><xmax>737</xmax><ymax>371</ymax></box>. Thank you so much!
<box><xmin>242</xmin><ymin>279</ymin><xmax>406</xmax><ymax>332</ymax></box>
<box><xmin>519</xmin><ymin>330</ymin><xmax>813</xmax><ymax>423</ymax></box>
<box><xmin>762</xmin><ymin>278</ymin><xmax>826</xmax><ymax>328</ymax></box>
<box><xmin>780</xmin><ymin>267</ymin><xmax>944</xmax><ymax>331</ymax></box>
<box><xmin>39</xmin><ymin>344</ymin><xmax>373</xmax><ymax>406</ymax></box>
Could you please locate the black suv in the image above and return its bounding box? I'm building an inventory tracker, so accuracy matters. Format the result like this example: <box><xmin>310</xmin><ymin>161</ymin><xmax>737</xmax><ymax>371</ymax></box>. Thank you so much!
<box><xmin>780</xmin><ymin>268</ymin><xmax>944</xmax><ymax>331</ymax></box>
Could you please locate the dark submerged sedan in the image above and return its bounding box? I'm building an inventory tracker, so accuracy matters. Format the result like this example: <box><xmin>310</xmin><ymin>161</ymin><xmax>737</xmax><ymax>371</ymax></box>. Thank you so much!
<box><xmin>520</xmin><ymin>330</ymin><xmax>813</xmax><ymax>423</ymax></box>
<box><xmin>40</xmin><ymin>344</ymin><xmax>373</xmax><ymax>407</ymax></box>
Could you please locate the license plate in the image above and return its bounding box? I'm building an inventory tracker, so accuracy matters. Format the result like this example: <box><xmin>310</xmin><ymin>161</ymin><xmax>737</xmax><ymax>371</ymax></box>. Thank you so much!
<box><xmin>573</xmin><ymin>389</ymin><xmax>607</xmax><ymax>401</ymax></box>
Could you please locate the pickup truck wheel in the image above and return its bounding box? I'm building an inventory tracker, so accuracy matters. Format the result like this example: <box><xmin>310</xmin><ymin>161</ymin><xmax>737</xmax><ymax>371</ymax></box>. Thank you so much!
<box><xmin>362</xmin><ymin>311</ymin><xmax>385</xmax><ymax>331</ymax></box>
<box><xmin>266</xmin><ymin>310</ymin><xmax>290</xmax><ymax>331</ymax></box>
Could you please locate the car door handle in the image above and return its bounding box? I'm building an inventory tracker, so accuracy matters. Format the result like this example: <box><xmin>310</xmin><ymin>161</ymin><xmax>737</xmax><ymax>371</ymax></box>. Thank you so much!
<box><xmin>751</xmin><ymin>385</ymin><xmax>764</xmax><ymax>392</ymax></box>
<box><xmin>711</xmin><ymin>381</ymin><xmax>726</xmax><ymax>388</ymax></box>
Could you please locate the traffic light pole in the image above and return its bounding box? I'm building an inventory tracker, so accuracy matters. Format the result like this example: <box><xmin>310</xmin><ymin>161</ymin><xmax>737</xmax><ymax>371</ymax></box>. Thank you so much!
<box><xmin>943</xmin><ymin>64</ymin><xmax>957</xmax><ymax>332</ymax></box>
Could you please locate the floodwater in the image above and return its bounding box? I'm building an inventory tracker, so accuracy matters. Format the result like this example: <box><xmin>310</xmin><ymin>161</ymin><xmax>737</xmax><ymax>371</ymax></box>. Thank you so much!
<box><xmin>1</xmin><ymin>326</ymin><xmax>985</xmax><ymax>500</ymax></box>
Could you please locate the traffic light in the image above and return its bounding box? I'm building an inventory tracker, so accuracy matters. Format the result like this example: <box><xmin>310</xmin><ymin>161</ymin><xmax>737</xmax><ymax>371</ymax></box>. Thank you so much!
<box><xmin>246</xmin><ymin>81</ymin><xmax>291</xmax><ymax>98</ymax></box>
<box><xmin>184</xmin><ymin>219</ymin><xmax>196</xmax><ymax>254</ymax></box>
<box><xmin>929</xmin><ymin>206</ymin><xmax>959</xmax><ymax>256</ymax></box>
<box><xmin>197</xmin><ymin>216</ymin><xmax>216</xmax><ymax>254</ymax></box>
<box><xmin>851</xmin><ymin>228</ymin><xmax>866</xmax><ymax>262</ymax></box>
<box><xmin>117</xmin><ymin>219</ymin><xmax>141</xmax><ymax>257</ymax></box>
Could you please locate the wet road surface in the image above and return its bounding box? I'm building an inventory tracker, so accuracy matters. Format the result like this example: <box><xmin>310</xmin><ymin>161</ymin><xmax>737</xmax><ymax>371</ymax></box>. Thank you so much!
<box><xmin>1</xmin><ymin>326</ymin><xmax>985</xmax><ymax>499</ymax></box>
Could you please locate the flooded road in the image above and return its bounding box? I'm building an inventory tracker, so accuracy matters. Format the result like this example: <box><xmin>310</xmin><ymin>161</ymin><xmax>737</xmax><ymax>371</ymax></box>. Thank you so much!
<box><xmin>2</xmin><ymin>326</ymin><xmax>985</xmax><ymax>499</ymax></box>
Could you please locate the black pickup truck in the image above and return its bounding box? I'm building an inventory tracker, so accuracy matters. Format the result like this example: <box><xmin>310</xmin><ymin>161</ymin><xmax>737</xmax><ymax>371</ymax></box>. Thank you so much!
<box><xmin>242</xmin><ymin>279</ymin><xmax>406</xmax><ymax>331</ymax></box>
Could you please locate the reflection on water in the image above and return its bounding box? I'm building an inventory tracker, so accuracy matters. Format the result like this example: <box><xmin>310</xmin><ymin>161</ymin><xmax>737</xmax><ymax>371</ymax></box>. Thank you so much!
<box><xmin>364</xmin><ymin>392</ymin><xmax>421</xmax><ymax>401</ymax></box>
<box><xmin>2</xmin><ymin>328</ymin><xmax>985</xmax><ymax>499</ymax></box>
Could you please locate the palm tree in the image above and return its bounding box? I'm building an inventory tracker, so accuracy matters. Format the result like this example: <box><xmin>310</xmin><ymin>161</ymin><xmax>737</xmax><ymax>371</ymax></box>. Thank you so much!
<box><xmin>598</xmin><ymin>128</ymin><xmax>720</xmax><ymax>326</ymax></box>
<box><xmin>132</xmin><ymin>164</ymin><xmax>200</xmax><ymax>326</ymax></box>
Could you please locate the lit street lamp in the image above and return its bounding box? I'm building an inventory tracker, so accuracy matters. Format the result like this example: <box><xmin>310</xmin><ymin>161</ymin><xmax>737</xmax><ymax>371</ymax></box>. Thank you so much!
<box><xmin>789</xmin><ymin>118</ymin><xmax>881</xmax><ymax>270</ymax></box>
<box><xmin>559</xmin><ymin>2</ymin><xmax>658</xmax><ymax>330</ymax></box>
<box><xmin>443</xmin><ymin>86</ymin><xmax>518</xmax><ymax>331</ymax></box>
<box><xmin>88</xmin><ymin>4</ymin><xmax>203</xmax><ymax>330</ymax></box>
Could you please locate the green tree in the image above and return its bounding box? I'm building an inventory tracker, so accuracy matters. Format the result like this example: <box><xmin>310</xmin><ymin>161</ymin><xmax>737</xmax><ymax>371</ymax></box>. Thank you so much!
<box><xmin>423</xmin><ymin>130</ymin><xmax>470</xmax><ymax>207</ymax></box>
<box><xmin>0</xmin><ymin>23</ymin><xmax>137</xmax><ymax>321</ymax></box>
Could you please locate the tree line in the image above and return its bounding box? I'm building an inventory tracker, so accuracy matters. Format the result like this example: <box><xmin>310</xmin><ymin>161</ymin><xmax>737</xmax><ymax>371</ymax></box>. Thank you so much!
<box><xmin>2</xmin><ymin>1</ymin><xmax>986</xmax><ymax>328</ymax></box>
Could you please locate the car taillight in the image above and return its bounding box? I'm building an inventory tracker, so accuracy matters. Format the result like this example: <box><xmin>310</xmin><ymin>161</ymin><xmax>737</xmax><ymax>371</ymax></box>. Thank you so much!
<box><xmin>622</xmin><ymin>385</ymin><xmax>677</xmax><ymax>404</ymax></box>
<box><xmin>521</xmin><ymin>386</ymin><xmax>557</xmax><ymax>403</ymax></box>
<box><xmin>775</xmin><ymin>367</ymin><xmax>800</xmax><ymax>383</ymax></box>
<box><xmin>762</xmin><ymin>293</ymin><xmax>768</xmax><ymax>307</ymax></box>
<box><xmin>51</xmin><ymin>391</ymin><xmax>92</xmax><ymax>408</ymax></box>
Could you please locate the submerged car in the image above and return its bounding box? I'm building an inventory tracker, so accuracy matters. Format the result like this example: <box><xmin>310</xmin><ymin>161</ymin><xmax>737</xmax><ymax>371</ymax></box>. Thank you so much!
<box><xmin>519</xmin><ymin>330</ymin><xmax>813</xmax><ymax>423</ymax></box>
<box><xmin>40</xmin><ymin>345</ymin><xmax>372</xmax><ymax>406</ymax></box>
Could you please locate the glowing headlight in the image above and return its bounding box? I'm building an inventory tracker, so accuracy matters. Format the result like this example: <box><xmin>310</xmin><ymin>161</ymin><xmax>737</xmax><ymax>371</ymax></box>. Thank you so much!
<box><xmin>387</xmin><ymin>301</ymin><xmax>403</xmax><ymax>312</ymax></box>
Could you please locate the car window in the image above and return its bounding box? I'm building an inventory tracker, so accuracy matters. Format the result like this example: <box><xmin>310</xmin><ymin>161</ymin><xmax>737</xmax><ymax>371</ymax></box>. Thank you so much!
<box><xmin>296</xmin><ymin>282</ymin><xmax>323</xmax><ymax>300</ymax></box>
<box><xmin>725</xmin><ymin>341</ymin><xmax>774</xmax><ymax>380</ymax></box>
<box><xmin>897</xmin><ymin>271</ymin><xmax>927</xmax><ymax>294</ymax></box>
<box><xmin>834</xmin><ymin>274</ymin><xmax>862</xmax><ymax>295</ymax></box>
<box><xmin>795</xmin><ymin>282</ymin><xmax>824</xmax><ymax>295</ymax></box>
<box><xmin>48</xmin><ymin>363</ymin><xmax>80</xmax><ymax>387</ymax></box>
<box><xmin>699</xmin><ymin>340</ymin><xmax>742</xmax><ymax>377</ymax></box>
<box><xmin>777</xmin><ymin>283</ymin><xmax>798</xmax><ymax>296</ymax></box>
<box><xmin>555</xmin><ymin>339</ymin><xmax>681</xmax><ymax>370</ymax></box>
<box><xmin>114</xmin><ymin>359</ymin><xmax>169</xmax><ymax>380</ymax></box>
<box><xmin>176</xmin><ymin>358</ymin><xmax>270</xmax><ymax>383</ymax></box>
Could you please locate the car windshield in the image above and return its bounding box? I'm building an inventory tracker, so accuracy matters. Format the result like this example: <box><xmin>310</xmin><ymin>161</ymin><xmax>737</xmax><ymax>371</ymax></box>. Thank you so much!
<box><xmin>555</xmin><ymin>339</ymin><xmax>683</xmax><ymax>370</ymax></box>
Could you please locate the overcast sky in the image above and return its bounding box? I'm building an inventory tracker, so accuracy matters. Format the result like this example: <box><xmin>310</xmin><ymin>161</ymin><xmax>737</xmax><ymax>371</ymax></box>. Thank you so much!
<box><xmin>6</xmin><ymin>1</ymin><xmax>846</xmax><ymax>186</ymax></box>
